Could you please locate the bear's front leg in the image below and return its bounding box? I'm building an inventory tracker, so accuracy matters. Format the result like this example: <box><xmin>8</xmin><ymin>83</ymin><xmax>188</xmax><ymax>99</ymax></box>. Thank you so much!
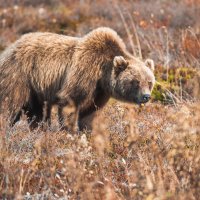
<box><xmin>58</xmin><ymin>103</ymin><xmax>80</xmax><ymax>133</ymax></box>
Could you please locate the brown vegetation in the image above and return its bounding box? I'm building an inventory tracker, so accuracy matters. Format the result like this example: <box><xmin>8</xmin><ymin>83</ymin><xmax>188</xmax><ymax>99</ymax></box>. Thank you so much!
<box><xmin>0</xmin><ymin>0</ymin><xmax>200</xmax><ymax>199</ymax></box>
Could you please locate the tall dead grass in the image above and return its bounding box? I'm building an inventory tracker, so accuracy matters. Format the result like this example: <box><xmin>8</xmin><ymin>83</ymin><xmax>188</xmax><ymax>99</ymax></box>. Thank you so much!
<box><xmin>1</xmin><ymin>102</ymin><xmax>200</xmax><ymax>199</ymax></box>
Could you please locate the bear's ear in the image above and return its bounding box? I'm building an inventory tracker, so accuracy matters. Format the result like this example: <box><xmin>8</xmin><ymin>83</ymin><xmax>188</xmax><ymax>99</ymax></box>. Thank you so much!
<box><xmin>113</xmin><ymin>56</ymin><xmax>128</xmax><ymax>74</ymax></box>
<box><xmin>145</xmin><ymin>59</ymin><xmax>155</xmax><ymax>71</ymax></box>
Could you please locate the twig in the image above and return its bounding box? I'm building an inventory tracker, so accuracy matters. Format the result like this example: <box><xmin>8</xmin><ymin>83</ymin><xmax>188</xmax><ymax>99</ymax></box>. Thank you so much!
<box><xmin>114</xmin><ymin>3</ymin><xmax>136</xmax><ymax>56</ymax></box>
<box><xmin>127</xmin><ymin>11</ymin><xmax>143</xmax><ymax>59</ymax></box>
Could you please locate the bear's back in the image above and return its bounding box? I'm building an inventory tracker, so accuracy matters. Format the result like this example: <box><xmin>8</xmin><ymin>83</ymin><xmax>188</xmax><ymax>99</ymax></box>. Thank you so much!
<box><xmin>15</xmin><ymin>32</ymin><xmax>79</xmax><ymax>64</ymax></box>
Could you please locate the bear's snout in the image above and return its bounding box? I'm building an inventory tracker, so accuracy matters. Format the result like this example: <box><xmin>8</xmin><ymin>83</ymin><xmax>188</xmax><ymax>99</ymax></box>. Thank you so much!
<box><xmin>141</xmin><ymin>94</ymin><xmax>151</xmax><ymax>103</ymax></box>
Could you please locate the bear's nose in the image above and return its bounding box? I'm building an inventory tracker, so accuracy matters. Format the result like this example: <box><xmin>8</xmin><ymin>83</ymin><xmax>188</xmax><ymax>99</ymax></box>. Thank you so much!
<box><xmin>142</xmin><ymin>94</ymin><xmax>151</xmax><ymax>103</ymax></box>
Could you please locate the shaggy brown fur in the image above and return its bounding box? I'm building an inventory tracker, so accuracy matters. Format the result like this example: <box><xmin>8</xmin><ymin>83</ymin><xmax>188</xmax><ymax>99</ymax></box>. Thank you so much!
<box><xmin>0</xmin><ymin>27</ymin><xmax>155</xmax><ymax>131</ymax></box>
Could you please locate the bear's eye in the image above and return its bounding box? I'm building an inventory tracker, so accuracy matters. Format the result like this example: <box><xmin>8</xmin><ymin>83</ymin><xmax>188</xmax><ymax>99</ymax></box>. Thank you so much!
<box><xmin>131</xmin><ymin>80</ymin><xmax>140</xmax><ymax>89</ymax></box>
<box><xmin>148</xmin><ymin>81</ymin><xmax>152</xmax><ymax>89</ymax></box>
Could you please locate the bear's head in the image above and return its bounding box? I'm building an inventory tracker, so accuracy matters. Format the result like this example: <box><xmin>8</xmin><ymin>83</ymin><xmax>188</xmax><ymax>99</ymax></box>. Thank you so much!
<box><xmin>110</xmin><ymin>56</ymin><xmax>155</xmax><ymax>104</ymax></box>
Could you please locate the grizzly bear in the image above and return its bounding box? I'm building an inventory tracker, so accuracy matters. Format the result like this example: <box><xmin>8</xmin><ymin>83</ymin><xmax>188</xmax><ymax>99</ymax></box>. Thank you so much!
<box><xmin>0</xmin><ymin>27</ymin><xmax>155</xmax><ymax>131</ymax></box>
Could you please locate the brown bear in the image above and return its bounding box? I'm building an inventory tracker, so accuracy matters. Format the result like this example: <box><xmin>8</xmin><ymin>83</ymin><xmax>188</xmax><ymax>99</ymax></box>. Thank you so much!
<box><xmin>0</xmin><ymin>27</ymin><xmax>155</xmax><ymax>131</ymax></box>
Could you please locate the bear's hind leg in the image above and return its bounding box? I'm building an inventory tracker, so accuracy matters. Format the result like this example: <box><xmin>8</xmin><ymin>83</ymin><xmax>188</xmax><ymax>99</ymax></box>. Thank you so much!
<box><xmin>25</xmin><ymin>90</ymin><xmax>44</xmax><ymax>129</ymax></box>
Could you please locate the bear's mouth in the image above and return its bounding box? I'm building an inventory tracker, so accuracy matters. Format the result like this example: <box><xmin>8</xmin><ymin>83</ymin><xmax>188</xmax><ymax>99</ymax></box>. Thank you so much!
<box><xmin>126</xmin><ymin>96</ymin><xmax>142</xmax><ymax>105</ymax></box>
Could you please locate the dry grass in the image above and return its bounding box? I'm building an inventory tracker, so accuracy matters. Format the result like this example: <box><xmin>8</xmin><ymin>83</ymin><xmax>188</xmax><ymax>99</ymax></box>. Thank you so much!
<box><xmin>0</xmin><ymin>0</ymin><xmax>200</xmax><ymax>199</ymax></box>
<box><xmin>1</xmin><ymin>102</ymin><xmax>200</xmax><ymax>199</ymax></box>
